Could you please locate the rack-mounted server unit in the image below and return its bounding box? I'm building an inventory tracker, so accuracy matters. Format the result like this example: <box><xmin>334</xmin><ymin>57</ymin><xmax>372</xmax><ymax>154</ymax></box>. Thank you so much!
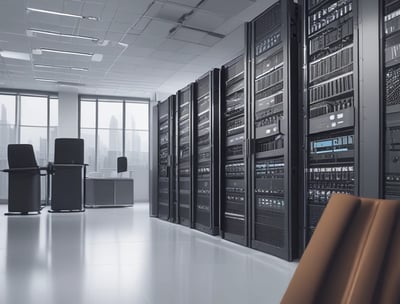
<box><xmin>193</xmin><ymin>70</ymin><xmax>220</xmax><ymax>235</ymax></box>
<box><xmin>157</xmin><ymin>96</ymin><xmax>176</xmax><ymax>221</ymax></box>
<box><xmin>383</xmin><ymin>0</ymin><xmax>400</xmax><ymax>199</ymax></box>
<box><xmin>248</xmin><ymin>0</ymin><xmax>300</xmax><ymax>260</ymax></box>
<box><xmin>176</xmin><ymin>84</ymin><xmax>194</xmax><ymax>227</ymax></box>
<box><xmin>304</xmin><ymin>0</ymin><xmax>358</xmax><ymax>243</ymax></box>
<box><xmin>219</xmin><ymin>55</ymin><xmax>249</xmax><ymax>246</ymax></box>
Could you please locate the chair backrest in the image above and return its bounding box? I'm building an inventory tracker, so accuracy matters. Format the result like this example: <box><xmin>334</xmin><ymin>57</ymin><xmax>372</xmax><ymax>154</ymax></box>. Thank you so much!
<box><xmin>281</xmin><ymin>194</ymin><xmax>400</xmax><ymax>304</ymax></box>
<box><xmin>117</xmin><ymin>156</ymin><xmax>127</xmax><ymax>173</ymax></box>
<box><xmin>54</xmin><ymin>138</ymin><xmax>84</xmax><ymax>165</ymax></box>
<box><xmin>7</xmin><ymin>144</ymin><xmax>38</xmax><ymax>168</ymax></box>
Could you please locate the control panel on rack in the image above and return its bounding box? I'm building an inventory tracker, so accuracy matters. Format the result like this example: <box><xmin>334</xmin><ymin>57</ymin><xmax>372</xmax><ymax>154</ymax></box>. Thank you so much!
<box><xmin>384</xmin><ymin>0</ymin><xmax>400</xmax><ymax>199</ymax></box>
<box><xmin>305</xmin><ymin>0</ymin><xmax>357</xmax><ymax>240</ymax></box>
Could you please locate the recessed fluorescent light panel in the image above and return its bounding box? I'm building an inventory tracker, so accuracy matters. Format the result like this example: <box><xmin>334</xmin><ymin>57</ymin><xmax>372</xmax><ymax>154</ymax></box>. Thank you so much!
<box><xmin>27</xmin><ymin>29</ymin><xmax>99</xmax><ymax>42</ymax></box>
<box><xmin>26</xmin><ymin>7</ymin><xmax>98</xmax><ymax>21</ymax></box>
<box><xmin>35</xmin><ymin>78</ymin><xmax>85</xmax><ymax>87</ymax></box>
<box><xmin>35</xmin><ymin>78</ymin><xmax>58</xmax><ymax>83</ymax></box>
<box><xmin>32</xmin><ymin>48</ymin><xmax>93</xmax><ymax>57</ymax></box>
<box><xmin>0</xmin><ymin>51</ymin><xmax>31</xmax><ymax>61</ymax></box>
<box><xmin>34</xmin><ymin>64</ymin><xmax>89</xmax><ymax>72</ymax></box>
<box><xmin>32</xmin><ymin>48</ymin><xmax>103</xmax><ymax>62</ymax></box>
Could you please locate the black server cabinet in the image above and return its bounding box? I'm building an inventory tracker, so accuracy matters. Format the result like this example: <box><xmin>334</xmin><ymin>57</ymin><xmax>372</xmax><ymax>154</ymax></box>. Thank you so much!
<box><xmin>176</xmin><ymin>84</ymin><xmax>194</xmax><ymax>227</ymax></box>
<box><xmin>383</xmin><ymin>0</ymin><xmax>400</xmax><ymax>199</ymax></box>
<box><xmin>193</xmin><ymin>70</ymin><xmax>220</xmax><ymax>235</ymax></box>
<box><xmin>219</xmin><ymin>55</ymin><xmax>249</xmax><ymax>246</ymax></box>
<box><xmin>303</xmin><ymin>0</ymin><xmax>358</xmax><ymax>243</ymax></box>
<box><xmin>248</xmin><ymin>0</ymin><xmax>300</xmax><ymax>260</ymax></box>
<box><xmin>150</xmin><ymin>104</ymin><xmax>159</xmax><ymax>217</ymax></box>
<box><xmin>157</xmin><ymin>96</ymin><xmax>176</xmax><ymax>221</ymax></box>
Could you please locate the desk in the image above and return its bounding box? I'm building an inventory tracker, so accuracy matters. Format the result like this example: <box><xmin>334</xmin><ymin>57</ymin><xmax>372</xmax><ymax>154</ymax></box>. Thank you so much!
<box><xmin>85</xmin><ymin>178</ymin><xmax>134</xmax><ymax>208</ymax></box>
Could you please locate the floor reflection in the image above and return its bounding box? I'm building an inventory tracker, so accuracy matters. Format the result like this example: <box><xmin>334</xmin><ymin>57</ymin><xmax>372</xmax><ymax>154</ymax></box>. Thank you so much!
<box><xmin>5</xmin><ymin>216</ymin><xmax>42</xmax><ymax>304</ymax></box>
<box><xmin>0</xmin><ymin>204</ymin><xmax>297</xmax><ymax>304</ymax></box>
<box><xmin>47</xmin><ymin>212</ymin><xmax>85</xmax><ymax>304</ymax></box>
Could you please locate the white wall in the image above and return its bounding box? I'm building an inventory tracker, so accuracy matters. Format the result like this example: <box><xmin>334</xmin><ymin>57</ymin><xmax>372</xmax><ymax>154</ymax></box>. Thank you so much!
<box><xmin>58</xmin><ymin>91</ymin><xmax>79</xmax><ymax>138</ymax></box>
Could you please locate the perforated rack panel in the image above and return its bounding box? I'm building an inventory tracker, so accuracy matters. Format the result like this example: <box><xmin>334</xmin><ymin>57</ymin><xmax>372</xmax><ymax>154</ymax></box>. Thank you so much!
<box><xmin>193</xmin><ymin>70</ymin><xmax>220</xmax><ymax>235</ymax></box>
<box><xmin>249</xmin><ymin>0</ymin><xmax>300</xmax><ymax>260</ymax></box>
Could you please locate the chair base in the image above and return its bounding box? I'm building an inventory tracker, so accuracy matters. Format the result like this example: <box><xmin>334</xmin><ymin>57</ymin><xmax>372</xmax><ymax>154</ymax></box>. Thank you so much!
<box><xmin>4</xmin><ymin>211</ymin><xmax>41</xmax><ymax>216</ymax></box>
<box><xmin>48</xmin><ymin>209</ymin><xmax>85</xmax><ymax>213</ymax></box>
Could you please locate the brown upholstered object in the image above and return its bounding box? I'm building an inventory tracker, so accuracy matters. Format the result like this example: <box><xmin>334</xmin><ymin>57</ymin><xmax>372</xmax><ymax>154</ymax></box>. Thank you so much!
<box><xmin>281</xmin><ymin>194</ymin><xmax>400</xmax><ymax>304</ymax></box>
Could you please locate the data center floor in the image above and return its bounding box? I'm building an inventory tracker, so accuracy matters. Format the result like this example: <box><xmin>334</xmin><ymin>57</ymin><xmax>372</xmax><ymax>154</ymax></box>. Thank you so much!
<box><xmin>0</xmin><ymin>203</ymin><xmax>297</xmax><ymax>304</ymax></box>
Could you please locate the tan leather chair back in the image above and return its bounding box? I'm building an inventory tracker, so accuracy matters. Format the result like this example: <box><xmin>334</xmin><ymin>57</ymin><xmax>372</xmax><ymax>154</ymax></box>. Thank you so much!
<box><xmin>281</xmin><ymin>194</ymin><xmax>400</xmax><ymax>304</ymax></box>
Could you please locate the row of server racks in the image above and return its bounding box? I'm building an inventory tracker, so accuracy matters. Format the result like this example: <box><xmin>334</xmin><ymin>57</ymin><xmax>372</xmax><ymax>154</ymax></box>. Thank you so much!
<box><xmin>153</xmin><ymin>0</ymin><xmax>400</xmax><ymax>261</ymax></box>
<box><xmin>155</xmin><ymin>0</ymin><xmax>301</xmax><ymax>261</ymax></box>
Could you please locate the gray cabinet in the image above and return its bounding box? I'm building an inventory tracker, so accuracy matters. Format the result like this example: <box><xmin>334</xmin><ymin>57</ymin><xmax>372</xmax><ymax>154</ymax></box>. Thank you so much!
<box><xmin>85</xmin><ymin>178</ymin><xmax>134</xmax><ymax>207</ymax></box>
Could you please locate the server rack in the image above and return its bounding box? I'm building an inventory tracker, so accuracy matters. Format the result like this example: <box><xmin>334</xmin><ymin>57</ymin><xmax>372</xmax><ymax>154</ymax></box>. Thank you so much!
<box><xmin>150</xmin><ymin>104</ymin><xmax>158</xmax><ymax>217</ymax></box>
<box><xmin>157</xmin><ymin>96</ymin><xmax>176</xmax><ymax>221</ymax></box>
<box><xmin>383</xmin><ymin>0</ymin><xmax>400</xmax><ymax>199</ymax></box>
<box><xmin>193</xmin><ymin>70</ymin><xmax>220</xmax><ymax>235</ymax></box>
<box><xmin>248</xmin><ymin>0</ymin><xmax>300</xmax><ymax>260</ymax></box>
<box><xmin>303</xmin><ymin>0</ymin><xmax>359</xmax><ymax>244</ymax></box>
<box><xmin>219</xmin><ymin>55</ymin><xmax>249</xmax><ymax>246</ymax></box>
<box><xmin>176</xmin><ymin>84</ymin><xmax>194</xmax><ymax>227</ymax></box>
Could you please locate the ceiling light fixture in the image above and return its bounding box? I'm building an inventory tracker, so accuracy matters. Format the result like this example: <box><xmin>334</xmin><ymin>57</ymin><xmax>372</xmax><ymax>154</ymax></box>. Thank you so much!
<box><xmin>34</xmin><ymin>64</ymin><xmax>89</xmax><ymax>72</ymax></box>
<box><xmin>35</xmin><ymin>78</ymin><xmax>85</xmax><ymax>87</ymax></box>
<box><xmin>27</xmin><ymin>29</ymin><xmax>99</xmax><ymax>42</ymax></box>
<box><xmin>0</xmin><ymin>50</ymin><xmax>31</xmax><ymax>61</ymax></box>
<box><xmin>32</xmin><ymin>48</ymin><xmax>93</xmax><ymax>57</ymax></box>
<box><xmin>35</xmin><ymin>78</ymin><xmax>58</xmax><ymax>83</ymax></box>
<box><xmin>26</xmin><ymin>7</ymin><xmax>98</xmax><ymax>21</ymax></box>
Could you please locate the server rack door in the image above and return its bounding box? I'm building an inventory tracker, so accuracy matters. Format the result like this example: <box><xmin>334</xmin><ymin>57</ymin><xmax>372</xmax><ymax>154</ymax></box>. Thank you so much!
<box><xmin>303</xmin><ymin>0</ymin><xmax>359</xmax><ymax>245</ymax></box>
<box><xmin>169</xmin><ymin>96</ymin><xmax>176</xmax><ymax>222</ymax></box>
<box><xmin>219</xmin><ymin>55</ymin><xmax>249</xmax><ymax>246</ymax></box>
<box><xmin>383</xmin><ymin>0</ymin><xmax>400</xmax><ymax>199</ymax></box>
<box><xmin>249</xmin><ymin>0</ymin><xmax>300</xmax><ymax>260</ymax></box>
<box><xmin>157</xmin><ymin>98</ymin><xmax>171</xmax><ymax>220</ymax></box>
<box><xmin>177</xmin><ymin>85</ymin><xmax>194</xmax><ymax>227</ymax></box>
<box><xmin>150</xmin><ymin>104</ymin><xmax>158</xmax><ymax>217</ymax></box>
<box><xmin>193</xmin><ymin>70</ymin><xmax>220</xmax><ymax>235</ymax></box>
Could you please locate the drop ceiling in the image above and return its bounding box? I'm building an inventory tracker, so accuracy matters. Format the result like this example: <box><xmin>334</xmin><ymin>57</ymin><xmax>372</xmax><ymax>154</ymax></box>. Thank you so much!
<box><xmin>0</xmin><ymin>0</ymin><xmax>275</xmax><ymax>98</ymax></box>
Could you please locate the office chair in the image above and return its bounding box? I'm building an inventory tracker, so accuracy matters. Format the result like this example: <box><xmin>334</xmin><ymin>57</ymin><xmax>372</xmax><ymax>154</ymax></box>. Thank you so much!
<box><xmin>2</xmin><ymin>144</ymin><xmax>48</xmax><ymax>215</ymax></box>
<box><xmin>117</xmin><ymin>156</ymin><xmax>128</xmax><ymax>173</ymax></box>
<box><xmin>49</xmin><ymin>138</ymin><xmax>86</xmax><ymax>213</ymax></box>
<box><xmin>281</xmin><ymin>194</ymin><xmax>400</xmax><ymax>304</ymax></box>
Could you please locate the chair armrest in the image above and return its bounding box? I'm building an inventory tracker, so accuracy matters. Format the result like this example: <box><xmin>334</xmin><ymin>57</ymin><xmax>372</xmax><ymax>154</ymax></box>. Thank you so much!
<box><xmin>3</xmin><ymin>167</ymin><xmax>41</xmax><ymax>173</ymax></box>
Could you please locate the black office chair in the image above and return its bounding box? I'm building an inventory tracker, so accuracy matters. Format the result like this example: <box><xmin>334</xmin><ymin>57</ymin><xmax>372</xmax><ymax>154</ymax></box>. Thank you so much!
<box><xmin>117</xmin><ymin>156</ymin><xmax>128</xmax><ymax>173</ymax></box>
<box><xmin>2</xmin><ymin>144</ymin><xmax>47</xmax><ymax>215</ymax></box>
<box><xmin>50</xmin><ymin>138</ymin><xmax>87</xmax><ymax>213</ymax></box>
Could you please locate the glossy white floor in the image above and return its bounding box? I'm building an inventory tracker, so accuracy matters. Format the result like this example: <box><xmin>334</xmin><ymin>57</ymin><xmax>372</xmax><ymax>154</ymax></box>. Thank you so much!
<box><xmin>0</xmin><ymin>203</ymin><xmax>297</xmax><ymax>304</ymax></box>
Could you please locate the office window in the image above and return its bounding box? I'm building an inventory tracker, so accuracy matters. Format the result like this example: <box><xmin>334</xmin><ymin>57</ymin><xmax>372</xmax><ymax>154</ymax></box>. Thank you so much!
<box><xmin>0</xmin><ymin>92</ymin><xmax>58</xmax><ymax>203</ymax></box>
<box><xmin>79</xmin><ymin>97</ymin><xmax>149</xmax><ymax>201</ymax></box>
<box><xmin>49</xmin><ymin>97</ymin><xmax>59</xmax><ymax>162</ymax></box>
<box><xmin>80</xmin><ymin>99</ymin><xmax>96</xmax><ymax>174</ymax></box>
<box><xmin>20</xmin><ymin>96</ymin><xmax>49</xmax><ymax>165</ymax></box>
<box><xmin>0</xmin><ymin>95</ymin><xmax>17</xmax><ymax>202</ymax></box>
<box><xmin>98</xmin><ymin>100</ymin><xmax>123</xmax><ymax>176</ymax></box>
